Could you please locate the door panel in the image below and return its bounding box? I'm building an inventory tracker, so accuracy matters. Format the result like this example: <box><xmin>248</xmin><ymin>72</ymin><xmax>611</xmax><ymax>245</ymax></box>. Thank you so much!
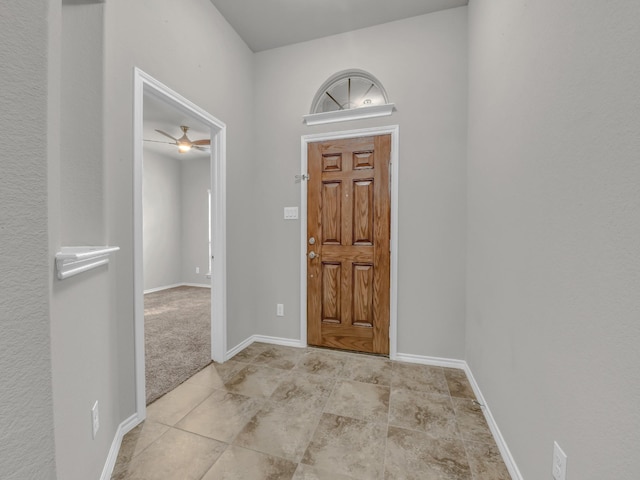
<box><xmin>307</xmin><ymin>135</ymin><xmax>391</xmax><ymax>354</ymax></box>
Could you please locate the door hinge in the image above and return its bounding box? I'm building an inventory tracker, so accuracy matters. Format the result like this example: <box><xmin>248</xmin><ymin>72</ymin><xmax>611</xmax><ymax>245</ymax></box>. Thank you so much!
<box><xmin>295</xmin><ymin>174</ymin><xmax>310</xmax><ymax>183</ymax></box>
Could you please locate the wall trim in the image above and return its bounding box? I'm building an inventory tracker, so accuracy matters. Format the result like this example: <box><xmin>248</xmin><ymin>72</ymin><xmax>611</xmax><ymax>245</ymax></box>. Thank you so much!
<box><xmin>226</xmin><ymin>335</ymin><xmax>305</xmax><ymax>360</ymax></box>
<box><xmin>99</xmin><ymin>413</ymin><xmax>140</xmax><ymax>480</ymax></box>
<box><xmin>300</xmin><ymin>125</ymin><xmax>400</xmax><ymax>357</ymax></box>
<box><xmin>394</xmin><ymin>352</ymin><xmax>467</xmax><ymax>370</ymax></box>
<box><xmin>143</xmin><ymin>282</ymin><xmax>211</xmax><ymax>294</ymax></box>
<box><xmin>463</xmin><ymin>364</ymin><xmax>524</xmax><ymax>480</ymax></box>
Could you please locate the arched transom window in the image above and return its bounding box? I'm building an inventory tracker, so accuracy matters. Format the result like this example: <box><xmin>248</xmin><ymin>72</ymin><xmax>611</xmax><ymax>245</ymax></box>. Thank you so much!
<box><xmin>304</xmin><ymin>69</ymin><xmax>394</xmax><ymax>126</ymax></box>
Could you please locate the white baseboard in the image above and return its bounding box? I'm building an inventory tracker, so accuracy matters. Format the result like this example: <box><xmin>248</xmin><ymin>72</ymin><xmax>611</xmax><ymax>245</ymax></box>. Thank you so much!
<box><xmin>394</xmin><ymin>352</ymin><xmax>467</xmax><ymax>370</ymax></box>
<box><xmin>100</xmin><ymin>413</ymin><xmax>141</xmax><ymax>480</ymax></box>
<box><xmin>252</xmin><ymin>335</ymin><xmax>306</xmax><ymax>348</ymax></box>
<box><xmin>463</xmin><ymin>365</ymin><xmax>523</xmax><ymax>480</ymax></box>
<box><xmin>144</xmin><ymin>282</ymin><xmax>211</xmax><ymax>294</ymax></box>
<box><xmin>226</xmin><ymin>335</ymin><xmax>305</xmax><ymax>361</ymax></box>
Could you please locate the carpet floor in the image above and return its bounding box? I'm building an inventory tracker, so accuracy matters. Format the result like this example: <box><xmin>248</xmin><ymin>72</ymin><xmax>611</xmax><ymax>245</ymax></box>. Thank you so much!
<box><xmin>144</xmin><ymin>286</ymin><xmax>211</xmax><ymax>404</ymax></box>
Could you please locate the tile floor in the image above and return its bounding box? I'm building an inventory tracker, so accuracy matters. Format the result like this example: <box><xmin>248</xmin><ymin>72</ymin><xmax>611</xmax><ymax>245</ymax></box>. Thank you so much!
<box><xmin>112</xmin><ymin>343</ymin><xmax>510</xmax><ymax>480</ymax></box>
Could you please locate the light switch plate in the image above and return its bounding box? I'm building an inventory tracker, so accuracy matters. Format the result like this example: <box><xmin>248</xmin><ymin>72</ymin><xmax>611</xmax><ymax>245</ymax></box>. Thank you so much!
<box><xmin>284</xmin><ymin>207</ymin><xmax>299</xmax><ymax>220</ymax></box>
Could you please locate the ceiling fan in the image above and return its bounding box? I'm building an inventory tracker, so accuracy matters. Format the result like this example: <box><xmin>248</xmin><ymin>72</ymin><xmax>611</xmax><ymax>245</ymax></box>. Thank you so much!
<box><xmin>144</xmin><ymin>125</ymin><xmax>210</xmax><ymax>153</ymax></box>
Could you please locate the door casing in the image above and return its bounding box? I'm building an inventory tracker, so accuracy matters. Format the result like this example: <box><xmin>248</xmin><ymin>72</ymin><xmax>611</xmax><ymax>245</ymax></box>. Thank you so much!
<box><xmin>300</xmin><ymin>125</ymin><xmax>399</xmax><ymax>359</ymax></box>
<box><xmin>133</xmin><ymin>68</ymin><xmax>227</xmax><ymax>421</ymax></box>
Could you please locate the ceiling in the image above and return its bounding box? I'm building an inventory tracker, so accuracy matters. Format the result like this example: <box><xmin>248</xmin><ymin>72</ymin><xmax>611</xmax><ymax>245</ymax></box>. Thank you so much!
<box><xmin>143</xmin><ymin>93</ymin><xmax>211</xmax><ymax>160</ymax></box>
<box><xmin>209</xmin><ymin>0</ymin><xmax>468</xmax><ymax>52</ymax></box>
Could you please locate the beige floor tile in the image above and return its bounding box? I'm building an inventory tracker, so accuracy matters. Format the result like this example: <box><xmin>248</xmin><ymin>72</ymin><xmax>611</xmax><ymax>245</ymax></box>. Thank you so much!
<box><xmin>302</xmin><ymin>413</ymin><xmax>386</xmax><ymax>480</ymax></box>
<box><xmin>389</xmin><ymin>388</ymin><xmax>459</xmax><ymax>439</ymax></box>
<box><xmin>111</xmin><ymin>427</ymin><xmax>226</xmax><ymax>480</ymax></box>
<box><xmin>464</xmin><ymin>440</ymin><xmax>511</xmax><ymax>480</ymax></box>
<box><xmin>324</xmin><ymin>380</ymin><xmax>390</xmax><ymax>424</ymax></box>
<box><xmin>292</xmin><ymin>463</ymin><xmax>358</xmax><ymax>479</ymax></box>
<box><xmin>295</xmin><ymin>350</ymin><xmax>348</xmax><ymax>377</ymax></box>
<box><xmin>231</xmin><ymin>342</ymin><xmax>271</xmax><ymax>363</ymax></box>
<box><xmin>234</xmin><ymin>403</ymin><xmax>322</xmax><ymax>462</ymax></box>
<box><xmin>385</xmin><ymin>426</ymin><xmax>472</xmax><ymax>480</ymax></box>
<box><xmin>269</xmin><ymin>371</ymin><xmax>336</xmax><ymax>413</ymax></box>
<box><xmin>112</xmin><ymin>421</ymin><xmax>170</xmax><ymax>469</ymax></box>
<box><xmin>252</xmin><ymin>344</ymin><xmax>305</xmax><ymax>369</ymax></box>
<box><xmin>201</xmin><ymin>445</ymin><xmax>297</xmax><ymax>480</ymax></box>
<box><xmin>390</xmin><ymin>362</ymin><xmax>449</xmax><ymax>396</ymax></box>
<box><xmin>145</xmin><ymin>382</ymin><xmax>214</xmax><ymax>426</ymax></box>
<box><xmin>444</xmin><ymin>368</ymin><xmax>477</xmax><ymax>399</ymax></box>
<box><xmin>175</xmin><ymin>389</ymin><xmax>263</xmax><ymax>442</ymax></box>
<box><xmin>452</xmin><ymin>398</ymin><xmax>495</xmax><ymax>444</ymax></box>
<box><xmin>224</xmin><ymin>364</ymin><xmax>287</xmax><ymax>397</ymax></box>
<box><xmin>340</xmin><ymin>354</ymin><xmax>392</xmax><ymax>385</ymax></box>
<box><xmin>185</xmin><ymin>360</ymin><xmax>245</xmax><ymax>390</ymax></box>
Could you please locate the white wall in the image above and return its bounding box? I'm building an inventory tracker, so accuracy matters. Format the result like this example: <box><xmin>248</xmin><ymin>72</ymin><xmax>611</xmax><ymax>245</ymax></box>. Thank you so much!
<box><xmin>0</xmin><ymin>0</ymin><xmax>58</xmax><ymax>478</ymax></box>
<box><xmin>467</xmin><ymin>1</ymin><xmax>640</xmax><ymax>478</ymax></box>
<box><xmin>143</xmin><ymin>151</ymin><xmax>183</xmax><ymax>291</ymax></box>
<box><xmin>252</xmin><ymin>8</ymin><xmax>468</xmax><ymax>358</ymax></box>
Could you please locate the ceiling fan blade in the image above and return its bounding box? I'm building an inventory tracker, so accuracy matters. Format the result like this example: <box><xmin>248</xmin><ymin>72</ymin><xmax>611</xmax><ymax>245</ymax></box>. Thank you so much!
<box><xmin>193</xmin><ymin>146</ymin><xmax>210</xmax><ymax>152</ymax></box>
<box><xmin>155</xmin><ymin>129</ymin><xmax>178</xmax><ymax>141</ymax></box>
<box><xmin>144</xmin><ymin>139</ymin><xmax>176</xmax><ymax>144</ymax></box>
<box><xmin>192</xmin><ymin>139</ymin><xmax>211</xmax><ymax>146</ymax></box>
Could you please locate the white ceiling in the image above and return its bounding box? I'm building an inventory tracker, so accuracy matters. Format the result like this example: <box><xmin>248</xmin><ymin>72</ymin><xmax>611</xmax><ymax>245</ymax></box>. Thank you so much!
<box><xmin>209</xmin><ymin>0</ymin><xmax>468</xmax><ymax>52</ymax></box>
<box><xmin>143</xmin><ymin>93</ymin><xmax>211</xmax><ymax>160</ymax></box>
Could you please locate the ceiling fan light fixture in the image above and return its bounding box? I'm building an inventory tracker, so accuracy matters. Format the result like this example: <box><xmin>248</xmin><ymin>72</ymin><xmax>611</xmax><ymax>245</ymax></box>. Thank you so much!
<box><xmin>177</xmin><ymin>142</ymin><xmax>192</xmax><ymax>153</ymax></box>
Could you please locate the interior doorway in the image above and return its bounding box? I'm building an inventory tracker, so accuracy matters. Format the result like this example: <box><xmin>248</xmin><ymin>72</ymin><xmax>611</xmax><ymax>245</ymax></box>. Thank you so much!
<box><xmin>133</xmin><ymin>69</ymin><xmax>227</xmax><ymax>420</ymax></box>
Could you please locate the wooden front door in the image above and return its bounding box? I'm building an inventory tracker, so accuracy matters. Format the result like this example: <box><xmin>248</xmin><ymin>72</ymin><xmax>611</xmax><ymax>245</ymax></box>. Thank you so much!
<box><xmin>307</xmin><ymin>135</ymin><xmax>391</xmax><ymax>354</ymax></box>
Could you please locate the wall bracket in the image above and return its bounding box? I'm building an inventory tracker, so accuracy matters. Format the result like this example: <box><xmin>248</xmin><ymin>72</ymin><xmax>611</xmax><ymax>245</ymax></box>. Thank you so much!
<box><xmin>55</xmin><ymin>246</ymin><xmax>120</xmax><ymax>280</ymax></box>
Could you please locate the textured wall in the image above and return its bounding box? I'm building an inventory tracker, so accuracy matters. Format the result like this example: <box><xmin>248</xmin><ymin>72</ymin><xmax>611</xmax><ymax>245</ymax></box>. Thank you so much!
<box><xmin>467</xmin><ymin>0</ymin><xmax>640</xmax><ymax>477</ymax></box>
<box><xmin>253</xmin><ymin>8</ymin><xmax>468</xmax><ymax>357</ymax></box>
<box><xmin>0</xmin><ymin>0</ymin><xmax>57</xmax><ymax>478</ymax></box>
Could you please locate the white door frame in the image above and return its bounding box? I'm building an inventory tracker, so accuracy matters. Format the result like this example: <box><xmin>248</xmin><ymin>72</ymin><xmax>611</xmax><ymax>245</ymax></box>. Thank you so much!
<box><xmin>133</xmin><ymin>68</ymin><xmax>227</xmax><ymax>419</ymax></box>
<box><xmin>299</xmin><ymin>125</ymin><xmax>399</xmax><ymax>359</ymax></box>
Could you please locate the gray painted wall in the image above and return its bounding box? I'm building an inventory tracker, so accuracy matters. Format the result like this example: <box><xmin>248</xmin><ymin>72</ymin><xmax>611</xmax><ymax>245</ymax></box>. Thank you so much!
<box><xmin>181</xmin><ymin>157</ymin><xmax>211</xmax><ymax>285</ymax></box>
<box><xmin>252</xmin><ymin>8</ymin><xmax>468</xmax><ymax>358</ymax></box>
<box><xmin>143</xmin><ymin>151</ymin><xmax>183</xmax><ymax>291</ymax></box>
<box><xmin>467</xmin><ymin>0</ymin><xmax>640</xmax><ymax>478</ymax></box>
<box><xmin>0</xmin><ymin>0</ymin><xmax>57</xmax><ymax>478</ymax></box>
<box><xmin>143</xmin><ymin>150</ymin><xmax>211</xmax><ymax>291</ymax></box>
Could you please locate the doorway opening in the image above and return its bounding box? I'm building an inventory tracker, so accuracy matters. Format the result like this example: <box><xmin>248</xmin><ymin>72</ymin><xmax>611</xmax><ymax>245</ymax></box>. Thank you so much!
<box><xmin>133</xmin><ymin>68</ymin><xmax>227</xmax><ymax>419</ymax></box>
<box><xmin>300</xmin><ymin>125</ymin><xmax>399</xmax><ymax>359</ymax></box>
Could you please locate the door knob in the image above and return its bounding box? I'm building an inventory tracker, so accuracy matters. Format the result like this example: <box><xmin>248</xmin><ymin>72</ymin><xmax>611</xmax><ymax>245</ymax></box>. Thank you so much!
<box><xmin>309</xmin><ymin>237</ymin><xmax>316</xmax><ymax>245</ymax></box>
<box><xmin>308</xmin><ymin>251</ymin><xmax>318</xmax><ymax>259</ymax></box>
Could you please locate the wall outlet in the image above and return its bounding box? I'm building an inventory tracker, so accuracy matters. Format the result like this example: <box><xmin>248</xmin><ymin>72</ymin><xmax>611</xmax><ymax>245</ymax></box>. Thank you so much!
<box><xmin>552</xmin><ymin>441</ymin><xmax>567</xmax><ymax>480</ymax></box>
<box><xmin>91</xmin><ymin>401</ymin><xmax>100</xmax><ymax>439</ymax></box>
<box><xmin>276</xmin><ymin>303</ymin><xmax>284</xmax><ymax>316</ymax></box>
<box><xmin>196</xmin><ymin>267</ymin><xmax>200</xmax><ymax>274</ymax></box>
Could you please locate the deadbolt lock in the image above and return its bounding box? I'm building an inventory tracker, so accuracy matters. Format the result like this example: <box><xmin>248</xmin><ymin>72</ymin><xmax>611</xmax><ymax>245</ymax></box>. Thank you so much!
<box><xmin>308</xmin><ymin>237</ymin><xmax>316</xmax><ymax>245</ymax></box>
